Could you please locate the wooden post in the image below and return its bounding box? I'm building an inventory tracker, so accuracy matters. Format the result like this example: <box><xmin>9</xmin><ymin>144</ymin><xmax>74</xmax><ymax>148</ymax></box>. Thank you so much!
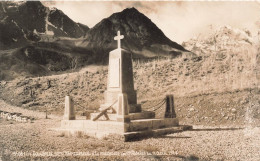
<box><xmin>45</xmin><ymin>109</ymin><xmax>48</xmax><ymax>119</ymax></box>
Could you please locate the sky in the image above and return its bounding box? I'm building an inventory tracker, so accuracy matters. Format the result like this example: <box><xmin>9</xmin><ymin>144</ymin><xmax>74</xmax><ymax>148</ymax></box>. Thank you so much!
<box><xmin>43</xmin><ymin>1</ymin><xmax>260</xmax><ymax>43</ymax></box>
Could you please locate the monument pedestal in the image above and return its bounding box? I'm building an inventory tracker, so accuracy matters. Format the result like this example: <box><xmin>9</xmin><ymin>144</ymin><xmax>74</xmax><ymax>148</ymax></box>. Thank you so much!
<box><xmin>57</xmin><ymin>118</ymin><xmax>192</xmax><ymax>141</ymax></box>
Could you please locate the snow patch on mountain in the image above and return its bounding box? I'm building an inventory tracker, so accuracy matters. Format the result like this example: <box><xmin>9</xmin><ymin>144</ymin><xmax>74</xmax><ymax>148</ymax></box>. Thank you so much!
<box><xmin>60</xmin><ymin>17</ymin><xmax>64</xmax><ymax>31</ymax></box>
<box><xmin>1</xmin><ymin>3</ymin><xmax>6</xmax><ymax>13</ymax></box>
<box><xmin>44</xmin><ymin>8</ymin><xmax>57</xmax><ymax>35</ymax></box>
<box><xmin>24</xmin><ymin>48</ymin><xmax>29</xmax><ymax>57</ymax></box>
<box><xmin>11</xmin><ymin>20</ymin><xmax>27</xmax><ymax>39</ymax></box>
<box><xmin>21</xmin><ymin>29</ymin><xmax>27</xmax><ymax>39</ymax></box>
<box><xmin>1</xmin><ymin>16</ymin><xmax>8</xmax><ymax>22</ymax></box>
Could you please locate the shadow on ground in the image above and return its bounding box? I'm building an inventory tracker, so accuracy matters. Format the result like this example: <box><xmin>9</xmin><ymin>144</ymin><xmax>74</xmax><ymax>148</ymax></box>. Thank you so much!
<box><xmin>191</xmin><ymin>127</ymin><xmax>244</xmax><ymax>131</ymax></box>
<box><xmin>158</xmin><ymin>136</ymin><xmax>192</xmax><ymax>139</ymax></box>
<box><xmin>143</xmin><ymin>153</ymin><xmax>200</xmax><ymax>161</ymax></box>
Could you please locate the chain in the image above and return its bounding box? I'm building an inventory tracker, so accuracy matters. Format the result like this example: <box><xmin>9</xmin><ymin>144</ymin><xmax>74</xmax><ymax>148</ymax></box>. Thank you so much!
<box><xmin>145</xmin><ymin>98</ymin><xmax>166</xmax><ymax>111</ymax></box>
<box><xmin>75</xmin><ymin>102</ymin><xmax>86</xmax><ymax>109</ymax></box>
<box><xmin>151</xmin><ymin>99</ymin><xmax>166</xmax><ymax>112</ymax></box>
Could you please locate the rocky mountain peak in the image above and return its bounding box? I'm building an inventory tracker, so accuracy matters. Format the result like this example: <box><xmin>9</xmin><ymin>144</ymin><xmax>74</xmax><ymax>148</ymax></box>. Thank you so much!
<box><xmin>82</xmin><ymin>7</ymin><xmax>186</xmax><ymax>58</ymax></box>
<box><xmin>114</xmin><ymin>7</ymin><xmax>141</xmax><ymax>17</ymax></box>
<box><xmin>0</xmin><ymin>1</ymin><xmax>89</xmax><ymax>49</ymax></box>
<box><xmin>182</xmin><ymin>25</ymin><xmax>256</xmax><ymax>57</ymax></box>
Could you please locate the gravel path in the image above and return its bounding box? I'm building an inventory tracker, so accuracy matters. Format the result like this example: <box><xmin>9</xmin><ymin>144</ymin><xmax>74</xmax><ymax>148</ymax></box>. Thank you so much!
<box><xmin>0</xmin><ymin>101</ymin><xmax>259</xmax><ymax>161</ymax></box>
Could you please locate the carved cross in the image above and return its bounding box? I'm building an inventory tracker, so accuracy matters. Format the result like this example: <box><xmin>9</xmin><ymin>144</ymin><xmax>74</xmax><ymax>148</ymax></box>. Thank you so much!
<box><xmin>114</xmin><ymin>31</ymin><xmax>124</xmax><ymax>49</ymax></box>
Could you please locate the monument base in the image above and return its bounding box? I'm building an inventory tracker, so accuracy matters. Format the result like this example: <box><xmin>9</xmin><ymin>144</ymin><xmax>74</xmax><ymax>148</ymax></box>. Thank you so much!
<box><xmin>56</xmin><ymin>118</ymin><xmax>192</xmax><ymax>141</ymax></box>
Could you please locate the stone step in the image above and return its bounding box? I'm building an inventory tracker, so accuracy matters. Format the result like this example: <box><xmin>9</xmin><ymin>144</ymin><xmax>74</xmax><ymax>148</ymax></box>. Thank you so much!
<box><xmin>57</xmin><ymin>119</ymin><xmax>192</xmax><ymax>141</ymax></box>
<box><xmin>127</xmin><ymin>118</ymin><xmax>179</xmax><ymax>132</ymax></box>
<box><xmin>60</xmin><ymin>118</ymin><xmax>179</xmax><ymax>133</ymax></box>
<box><xmin>124</xmin><ymin>125</ymin><xmax>192</xmax><ymax>141</ymax></box>
<box><xmin>130</xmin><ymin>111</ymin><xmax>155</xmax><ymax>120</ymax></box>
<box><xmin>90</xmin><ymin>111</ymin><xmax>155</xmax><ymax>121</ymax></box>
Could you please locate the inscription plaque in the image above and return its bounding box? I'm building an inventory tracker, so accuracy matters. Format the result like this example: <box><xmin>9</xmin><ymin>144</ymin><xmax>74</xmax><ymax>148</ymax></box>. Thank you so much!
<box><xmin>109</xmin><ymin>58</ymin><xmax>120</xmax><ymax>88</ymax></box>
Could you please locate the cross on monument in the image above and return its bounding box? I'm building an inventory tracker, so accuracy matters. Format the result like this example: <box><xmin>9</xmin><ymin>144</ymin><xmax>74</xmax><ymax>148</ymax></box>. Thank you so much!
<box><xmin>114</xmin><ymin>31</ymin><xmax>124</xmax><ymax>49</ymax></box>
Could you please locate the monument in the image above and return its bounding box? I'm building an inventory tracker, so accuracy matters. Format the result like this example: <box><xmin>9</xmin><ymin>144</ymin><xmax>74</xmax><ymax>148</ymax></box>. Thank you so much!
<box><xmin>58</xmin><ymin>31</ymin><xmax>192</xmax><ymax>141</ymax></box>
<box><xmin>99</xmin><ymin>31</ymin><xmax>140</xmax><ymax>120</ymax></box>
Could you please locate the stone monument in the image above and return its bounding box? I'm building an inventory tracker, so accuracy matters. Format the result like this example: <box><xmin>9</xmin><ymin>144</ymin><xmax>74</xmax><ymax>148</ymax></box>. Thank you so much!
<box><xmin>58</xmin><ymin>31</ymin><xmax>192</xmax><ymax>141</ymax></box>
<box><xmin>100</xmin><ymin>31</ymin><xmax>140</xmax><ymax>113</ymax></box>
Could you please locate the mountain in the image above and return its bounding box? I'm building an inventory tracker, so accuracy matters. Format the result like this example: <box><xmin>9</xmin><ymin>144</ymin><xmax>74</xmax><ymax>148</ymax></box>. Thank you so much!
<box><xmin>0</xmin><ymin>1</ymin><xmax>89</xmax><ymax>49</ymax></box>
<box><xmin>182</xmin><ymin>25</ymin><xmax>259</xmax><ymax>90</ymax></box>
<box><xmin>182</xmin><ymin>25</ymin><xmax>256</xmax><ymax>56</ymax></box>
<box><xmin>0</xmin><ymin>4</ymin><xmax>190</xmax><ymax>81</ymax></box>
<box><xmin>79</xmin><ymin>7</ymin><xmax>189</xmax><ymax>58</ymax></box>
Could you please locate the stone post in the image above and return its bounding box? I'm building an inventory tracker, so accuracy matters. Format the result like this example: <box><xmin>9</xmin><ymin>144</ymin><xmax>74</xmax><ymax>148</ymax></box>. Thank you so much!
<box><xmin>116</xmin><ymin>93</ymin><xmax>130</xmax><ymax>122</ymax></box>
<box><xmin>165</xmin><ymin>95</ymin><xmax>176</xmax><ymax>118</ymax></box>
<box><xmin>63</xmin><ymin>96</ymin><xmax>75</xmax><ymax>120</ymax></box>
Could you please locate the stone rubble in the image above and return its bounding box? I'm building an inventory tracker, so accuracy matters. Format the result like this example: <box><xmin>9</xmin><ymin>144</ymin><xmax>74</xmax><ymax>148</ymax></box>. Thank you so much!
<box><xmin>0</xmin><ymin>110</ymin><xmax>35</xmax><ymax>123</ymax></box>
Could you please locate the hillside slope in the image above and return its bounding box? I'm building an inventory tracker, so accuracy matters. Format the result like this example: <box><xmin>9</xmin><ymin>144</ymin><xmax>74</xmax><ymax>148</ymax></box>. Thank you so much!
<box><xmin>0</xmin><ymin>26</ymin><xmax>259</xmax><ymax>126</ymax></box>
<box><xmin>0</xmin><ymin>42</ymin><xmax>98</xmax><ymax>81</ymax></box>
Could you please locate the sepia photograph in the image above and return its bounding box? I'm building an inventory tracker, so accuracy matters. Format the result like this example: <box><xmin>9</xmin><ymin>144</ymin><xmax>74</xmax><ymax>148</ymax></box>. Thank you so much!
<box><xmin>0</xmin><ymin>0</ymin><xmax>259</xmax><ymax>160</ymax></box>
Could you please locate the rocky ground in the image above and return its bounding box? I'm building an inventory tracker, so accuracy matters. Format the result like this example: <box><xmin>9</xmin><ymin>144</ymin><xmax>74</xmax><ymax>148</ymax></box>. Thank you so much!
<box><xmin>0</xmin><ymin>100</ymin><xmax>260</xmax><ymax>161</ymax></box>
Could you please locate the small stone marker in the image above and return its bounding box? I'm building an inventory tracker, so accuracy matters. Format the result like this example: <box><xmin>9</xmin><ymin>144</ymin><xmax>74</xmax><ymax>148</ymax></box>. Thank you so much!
<box><xmin>165</xmin><ymin>95</ymin><xmax>176</xmax><ymax>118</ymax></box>
<box><xmin>63</xmin><ymin>96</ymin><xmax>75</xmax><ymax>120</ymax></box>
